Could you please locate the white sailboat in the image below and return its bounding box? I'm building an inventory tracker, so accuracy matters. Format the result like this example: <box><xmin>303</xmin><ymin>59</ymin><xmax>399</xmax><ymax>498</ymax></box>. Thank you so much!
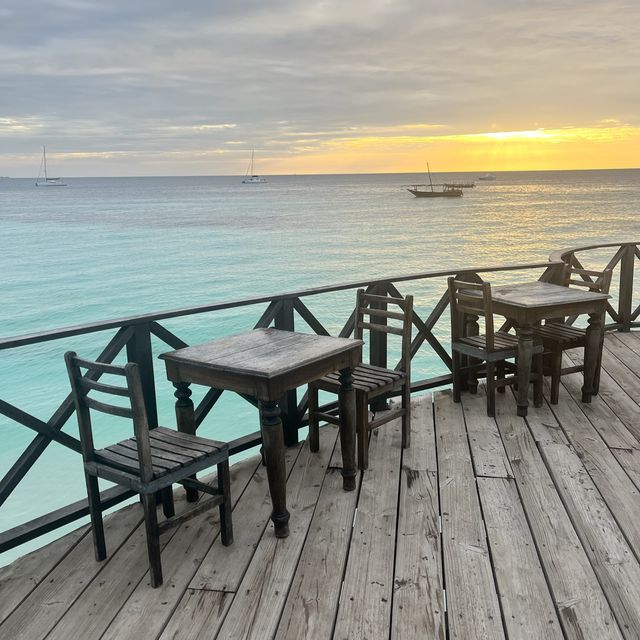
<box><xmin>35</xmin><ymin>146</ymin><xmax>66</xmax><ymax>187</ymax></box>
<box><xmin>242</xmin><ymin>149</ymin><xmax>267</xmax><ymax>183</ymax></box>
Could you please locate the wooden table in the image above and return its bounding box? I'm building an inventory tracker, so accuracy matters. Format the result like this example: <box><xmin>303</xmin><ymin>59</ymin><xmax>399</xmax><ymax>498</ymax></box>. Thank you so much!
<box><xmin>159</xmin><ymin>328</ymin><xmax>363</xmax><ymax>538</ymax></box>
<box><xmin>469</xmin><ymin>281</ymin><xmax>610</xmax><ymax>416</ymax></box>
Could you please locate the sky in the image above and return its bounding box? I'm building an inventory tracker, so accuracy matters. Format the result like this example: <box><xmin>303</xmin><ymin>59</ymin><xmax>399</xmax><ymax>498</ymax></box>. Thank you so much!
<box><xmin>1</xmin><ymin>0</ymin><xmax>639</xmax><ymax>177</ymax></box>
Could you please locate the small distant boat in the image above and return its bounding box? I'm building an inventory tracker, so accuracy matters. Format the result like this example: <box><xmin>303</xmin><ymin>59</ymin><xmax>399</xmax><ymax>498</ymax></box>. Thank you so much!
<box><xmin>35</xmin><ymin>146</ymin><xmax>66</xmax><ymax>187</ymax></box>
<box><xmin>242</xmin><ymin>150</ymin><xmax>267</xmax><ymax>184</ymax></box>
<box><xmin>478</xmin><ymin>173</ymin><xmax>496</xmax><ymax>181</ymax></box>
<box><xmin>405</xmin><ymin>163</ymin><xmax>463</xmax><ymax>198</ymax></box>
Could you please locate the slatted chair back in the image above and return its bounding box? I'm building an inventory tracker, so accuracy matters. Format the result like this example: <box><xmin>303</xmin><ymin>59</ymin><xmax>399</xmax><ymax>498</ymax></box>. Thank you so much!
<box><xmin>562</xmin><ymin>264</ymin><xmax>613</xmax><ymax>294</ymax></box>
<box><xmin>354</xmin><ymin>289</ymin><xmax>413</xmax><ymax>375</ymax></box>
<box><xmin>64</xmin><ymin>352</ymin><xmax>155</xmax><ymax>483</ymax></box>
<box><xmin>448</xmin><ymin>277</ymin><xmax>497</xmax><ymax>351</ymax></box>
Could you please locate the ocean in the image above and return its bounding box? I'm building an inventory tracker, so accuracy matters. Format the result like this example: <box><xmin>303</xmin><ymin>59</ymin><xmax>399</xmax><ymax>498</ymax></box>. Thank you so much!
<box><xmin>1</xmin><ymin>169</ymin><xmax>639</xmax><ymax>563</ymax></box>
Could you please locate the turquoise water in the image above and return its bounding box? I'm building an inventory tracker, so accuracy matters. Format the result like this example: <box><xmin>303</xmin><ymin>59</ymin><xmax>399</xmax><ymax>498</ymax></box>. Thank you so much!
<box><xmin>1</xmin><ymin>169</ymin><xmax>639</xmax><ymax>563</ymax></box>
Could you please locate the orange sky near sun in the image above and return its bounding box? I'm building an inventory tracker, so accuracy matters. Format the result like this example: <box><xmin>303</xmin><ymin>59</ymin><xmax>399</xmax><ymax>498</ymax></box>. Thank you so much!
<box><xmin>262</xmin><ymin>124</ymin><xmax>640</xmax><ymax>175</ymax></box>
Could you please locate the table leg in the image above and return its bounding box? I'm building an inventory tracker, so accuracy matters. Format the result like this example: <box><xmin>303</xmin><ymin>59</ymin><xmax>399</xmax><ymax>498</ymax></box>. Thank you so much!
<box><xmin>338</xmin><ymin>368</ymin><xmax>357</xmax><ymax>491</ymax></box>
<box><xmin>259</xmin><ymin>400</ymin><xmax>290</xmax><ymax>538</ymax></box>
<box><xmin>173</xmin><ymin>382</ymin><xmax>199</xmax><ymax>502</ymax></box>
<box><xmin>465</xmin><ymin>313</ymin><xmax>480</xmax><ymax>393</ymax></box>
<box><xmin>582</xmin><ymin>311</ymin><xmax>604</xmax><ymax>403</ymax></box>
<box><xmin>516</xmin><ymin>325</ymin><xmax>534</xmax><ymax>417</ymax></box>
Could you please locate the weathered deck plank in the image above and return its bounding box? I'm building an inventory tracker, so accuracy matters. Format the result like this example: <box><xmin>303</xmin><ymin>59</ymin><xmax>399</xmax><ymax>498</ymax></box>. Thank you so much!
<box><xmin>604</xmin><ymin>331</ymin><xmax>640</xmax><ymax>374</ymax></box>
<box><xmin>546</xmin><ymin>384</ymin><xmax>640</xmax><ymax>557</ymax></box>
<box><xmin>542</xmin><ymin>442</ymin><xmax>640</xmax><ymax>638</ymax></box>
<box><xmin>0</xmin><ymin>524</ymin><xmax>88</xmax><ymax>625</ymax></box>
<box><xmin>461</xmin><ymin>389</ymin><xmax>513</xmax><ymax>478</ymax></box>
<box><xmin>477</xmin><ymin>476</ymin><xmax>563</xmax><ymax>640</ymax></box>
<box><xmin>0</xmin><ymin>503</ymin><xmax>143</xmax><ymax>640</ymax></box>
<box><xmin>48</xmin><ymin>458</ymin><xmax>260</xmax><ymax>640</ymax></box>
<box><xmin>274</xmin><ymin>428</ymin><xmax>359</xmax><ymax>640</ymax></box>
<box><xmin>611</xmin><ymin>448</ymin><xmax>640</xmax><ymax>492</ymax></box>
<box><xmin>494</xmin><ymin>391</ymin><xmax>623</xmax><ymax>640</ymax></box>
<box><xmin>435</xmin><ymin>390</ymin><xmax>505</xmax><ymax>640</ymax></box>
<box><xmin>189</xmin><ymin>447</ymin><xmax>301</xmax><ymax>592</ymax></box>
<box><xmin>332</xmin><ymin>416</ymin><xmax>403</xmax><ymax>640</ymax></box>
<box><xmin>598</xmin><ymin>347</ymin><xmax>640</xmax><ymax>408</ymax></box>
<box><xmin>561</xmin><ymin>354</ymin><xmax>640</xmax><ymax>449</ymax></box>
<box><xmin>215</xmin><ymin>426</ymin><xmax>338</xmax><ymax>640</ymax></box>
<box><xmin>159</xmin><ymin>589</ymin><xmax>234</xmax><ymax>640</ymax></box>
<box><xmin>391</xmin><ymin>395</ymin><xmax>445</xmax><ymax>640</ymax></box>
<box><xmin>565</xmin><ymin>345</ymin><xmax>640</xmax><ymax>443</ymax></box>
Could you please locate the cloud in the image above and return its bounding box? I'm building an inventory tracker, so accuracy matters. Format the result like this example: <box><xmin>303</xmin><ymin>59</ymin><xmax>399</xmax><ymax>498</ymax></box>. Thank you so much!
<box><xmin>0</xmin><ymin>0</ymin><xmax>638</xmax><ymax>175</ymax></box>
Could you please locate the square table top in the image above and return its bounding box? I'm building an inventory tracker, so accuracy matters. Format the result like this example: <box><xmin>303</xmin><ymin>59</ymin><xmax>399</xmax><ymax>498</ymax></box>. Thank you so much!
<box><xmin>488</xmin><ymin>281</ymin><xmax>610</xmax><ymax>309</ymax></box>
<box><xmin>160</xmin><ymin>328</ymin><xmax>363</xmax><ymax>400</ymax></box>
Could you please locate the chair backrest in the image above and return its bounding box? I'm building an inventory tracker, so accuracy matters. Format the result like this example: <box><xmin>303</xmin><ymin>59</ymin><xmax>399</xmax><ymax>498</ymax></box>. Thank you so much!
<box><xmin>64</xmin><ymin>352</ymin><xmax>155</xmax><ymax>482</ymax></box>
<box><xmin>354</xmin><ymin>289</ymin><xmax>413</xmax><ymax>375</ymax></box>
<box><xmin>562</xmin><ymin>264</ymin><xmax>613</xmax><ymax>294</ymax></box>
<box><xmin>448</xmin><ymin>277</ymin><xmax>498</xmax><ymax>351</ymax></box>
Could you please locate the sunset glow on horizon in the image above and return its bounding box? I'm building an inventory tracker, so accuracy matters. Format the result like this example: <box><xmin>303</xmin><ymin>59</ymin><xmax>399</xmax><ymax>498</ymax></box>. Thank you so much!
<box><xmin>258</xmin><ymin>122</ymin><xmax>640</xmax><ymax>175</ymax></box>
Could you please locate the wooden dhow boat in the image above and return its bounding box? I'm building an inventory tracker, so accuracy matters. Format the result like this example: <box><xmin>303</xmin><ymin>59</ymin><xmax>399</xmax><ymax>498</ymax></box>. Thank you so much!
<box><xmin>405</xmin><ymin>163</ymin><xmax>463</xmax><ymax>197</ymax></box>
<box><xmin>407</xmin><ymin>183</ymin><xmax>463</xmax><ymax>197</ymax></box>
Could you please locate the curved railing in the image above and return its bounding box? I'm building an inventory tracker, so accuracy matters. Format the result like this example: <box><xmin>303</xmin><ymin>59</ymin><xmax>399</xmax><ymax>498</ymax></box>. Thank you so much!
<box><xmin>549</xmin><ymin>241</ymin><xmax>640</xmax><ymax>331</ymax></box>
<box><xmin>1</xmin><ymin>243</ymin><xmax>636</xmax><ymax>555</ymax></box>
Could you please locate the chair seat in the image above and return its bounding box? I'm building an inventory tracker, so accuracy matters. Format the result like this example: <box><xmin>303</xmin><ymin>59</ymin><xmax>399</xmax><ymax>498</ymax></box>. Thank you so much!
<box><xmin>456</xmin><ymin>330</ymin><xmax>520</xmax><ymax>353</ymax></box>
<box><xmin>315</xmin><ymin>363</ymin><xmax>405</xmax><ymax>393</ymax></box>
<box><xmin>94</xmin><ymin>426</ymin><xmax>228</xmax><ymax>478</ymax></box>
<box><xmin>533</xmin><ymin>323</ymin><xmax>585</xmax><ymax>345</ymax></box>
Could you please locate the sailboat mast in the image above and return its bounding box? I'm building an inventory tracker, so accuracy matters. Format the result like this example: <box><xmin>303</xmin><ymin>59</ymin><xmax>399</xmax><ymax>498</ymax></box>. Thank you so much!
<box><xmin>43</xmin><ymin>146</ymin><xmax>48</xmax><ymax>180</ymax></box>
<box><xmin>250</xmin><ymin>149</ymin><xmax>255</xmax><ymax>175</ymax></box>
<box><xmin>427</xmin><ymin>162</ymin><xmax>434</xmax><ymax>191</ymax></box>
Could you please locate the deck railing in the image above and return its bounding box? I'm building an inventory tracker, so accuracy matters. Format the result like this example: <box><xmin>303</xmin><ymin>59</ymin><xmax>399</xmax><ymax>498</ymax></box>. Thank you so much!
<box><xmin>1</xmin><ymin>242</ymin><xmax>637</xmax><ymax>554</ymax></box>
<box><xmin>549</xmin><ymin>242</ymin><xmax>640</xmax><ymax>331</ymax></box>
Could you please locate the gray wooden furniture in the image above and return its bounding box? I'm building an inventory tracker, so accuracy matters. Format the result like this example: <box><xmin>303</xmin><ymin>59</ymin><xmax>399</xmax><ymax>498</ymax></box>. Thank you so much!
<box><xmin>533</xmin><ymin>265</ymin><xmax>613</xmax><ymax>404</ymax></box>
<box><xmin>307</xmin><ymin>289</ymin><xmax>413</xmax><ymax>470</ymax></box>
<box><xmin>477</xmin><ymin>281</ymin><xmax>611</xmax><ymax>416</ymax></box>
<box><xmin>64</xmin><ymin>351</ymin><xmax>233</xmax><ymax>588</ymax></box>
<box><xmin>160</xmin><ymin>328</ymin><xmax>363</xmax><ymax>539</ymax></box>
<box><xmin>448</xmin><ymin>277</ymin><xmax>544</xmax><ymax>417</ymax></box>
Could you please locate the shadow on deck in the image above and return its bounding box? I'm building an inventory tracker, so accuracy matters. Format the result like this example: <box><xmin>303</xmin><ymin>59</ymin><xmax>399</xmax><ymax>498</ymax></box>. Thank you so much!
<box><xmin>3</xmin><ymin>332</ymin><xmax>640</xmax><ymax>639</ymax></box>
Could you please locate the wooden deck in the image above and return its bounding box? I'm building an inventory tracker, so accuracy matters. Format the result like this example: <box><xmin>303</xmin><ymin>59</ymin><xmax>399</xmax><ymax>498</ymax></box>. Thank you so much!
<box><xmin>3</xmin><ymin>331</ymin><xmax>640</xmax><ymax>639</ymax></box>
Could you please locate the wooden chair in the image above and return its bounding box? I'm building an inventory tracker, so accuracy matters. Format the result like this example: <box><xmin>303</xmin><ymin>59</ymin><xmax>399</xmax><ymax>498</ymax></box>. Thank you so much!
<box><xmin>308</xmin><ymin>289</ymin><xmax>413</xmax><ymax>470</ymax></box>
<box><xmin>65</xmin><ymin>352</ymin><xmax>233</xmax><ymax>588</ymax></box>
<box><xmin>448</xmin><ymin>277</ymin><xmax>544</xmax><ymax>416</ymax></box>
<box><xmin>532</xmin><ymin>265</ymin><xmax>613</xmax><ymax>403</ymax></box>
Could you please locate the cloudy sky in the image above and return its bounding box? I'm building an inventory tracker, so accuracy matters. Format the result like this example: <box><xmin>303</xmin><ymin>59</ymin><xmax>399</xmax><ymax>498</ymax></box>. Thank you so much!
<box><xmin>1</xmin><ymin>0</ymin><xmax>639</xmax><ymax>176</ymax></box>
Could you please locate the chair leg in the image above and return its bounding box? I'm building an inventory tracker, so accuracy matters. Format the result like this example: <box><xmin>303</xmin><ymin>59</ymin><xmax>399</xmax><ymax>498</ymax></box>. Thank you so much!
<box><xmin>356</xmin><ymin>391</ymin><xmax>369</xmax><ymax>471</ymax></box>
<box><xmin>550</xmin><ymin>347</ymin><xmax>563</xmax><ymax>404</ymax></box>
<box><xmin>218</xmin><ymin>460</ymin><xmax>233</xmax><ymax>546</ymax></box>
<box><xmin>457</xmin><ymin>354</ymin><xmax>466</xmax><ymax>390</ymax></box>
<box><xmin>485</xmin><ymin>362</ymin><xmax>496</xmax><ymax>417</ymax></box>
<box><xmin>452</xmin><ymin>350</ymin><xmax>461</xmax><ymax>403</ymax></box>
<box><xmin>308</xmin><ymin>383</ymin><xmax>320</xmax><ymax>453</ymax></box>
<box><xmin>496</xmin><ymin>362</ymin><xmax>505</xmax><ymax>393</ymax></box>
<box><xmin>161</xmin><ymin>486</ymin><xmax>175</xmax><ymax>519</ymax></box>
<box><xmin>141</xmin><ymin>493</ymin><xmax>163</xmax><ymax>588</ymax></box>
<box><xmin>467</xmin><ymin>356</ymin><xmax>478</xmax><ymax>394</ymax></box>
<box><xmin>534</xmin><ymin>353</ymin><xmax>544</xmax><ymax>407</ymax></box>
<box><xmin>85</xmin><ymin>473</ymin><xmax>106</xmax><ymax>562</ymax></box>
<box><xmin>401</xmin><ymin>381</ymin><xmax>411</xmax><ymax>449</ymax></box>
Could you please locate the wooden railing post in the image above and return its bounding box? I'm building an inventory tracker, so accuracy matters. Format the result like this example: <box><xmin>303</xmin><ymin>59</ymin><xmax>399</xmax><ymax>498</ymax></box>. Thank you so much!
<box><xmin>126</xmin><ymin>323</ymin><xmax>158</xmax><ymax>427</ymax></box>
<box><xmin>618</xmin><ymin>244</ymin><xmax>635</xmax><ymax>332</ymax></box>
<box><xmin>275</xmin><ymin>297</ymin><xmax>299</xmax><ymax>446</ymax></box>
